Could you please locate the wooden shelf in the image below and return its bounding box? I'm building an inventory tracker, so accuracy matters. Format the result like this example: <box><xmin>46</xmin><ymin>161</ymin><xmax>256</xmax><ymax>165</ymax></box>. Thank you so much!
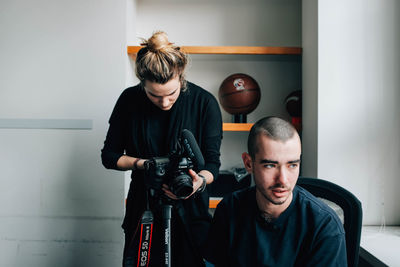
<box><xmin>127</xmin><ymin>46</ymin><xmax>302</xmax><ymax>55</ymax></box>
<box><xmin>209</xmin><ymin>197</ymin><xmax>222</xmax><ymax>209</ymax></box>
<box><xmin>223</xmin><ymin>123</ymin><xmax>253</xmax><ymax>132</ymax></box>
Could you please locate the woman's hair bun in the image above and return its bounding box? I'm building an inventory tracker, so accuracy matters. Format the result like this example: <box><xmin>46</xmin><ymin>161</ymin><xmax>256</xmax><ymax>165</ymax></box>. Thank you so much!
<box><xmin>142</xmin><ymin>31</ymin><xmax>173</xmax><ymax>52</ymax></box>
<box><xmin>136</xmin><ymin>31</ymin><xmax>188</xmax><ymax>89</ymax></box>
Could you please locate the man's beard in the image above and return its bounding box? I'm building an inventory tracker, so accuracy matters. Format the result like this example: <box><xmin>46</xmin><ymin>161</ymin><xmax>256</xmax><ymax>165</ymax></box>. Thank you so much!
<box><xmin>257</xmin><ymin>184</ymin><xmax>291</xmax><ymax>205</ymax></box>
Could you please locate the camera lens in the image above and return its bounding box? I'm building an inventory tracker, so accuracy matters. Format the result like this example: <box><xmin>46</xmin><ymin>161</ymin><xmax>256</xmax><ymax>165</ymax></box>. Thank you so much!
<box><xmin>169</xmin><ymin>172</ymin><xmax>193</xmax><ymax>199</ymax></box>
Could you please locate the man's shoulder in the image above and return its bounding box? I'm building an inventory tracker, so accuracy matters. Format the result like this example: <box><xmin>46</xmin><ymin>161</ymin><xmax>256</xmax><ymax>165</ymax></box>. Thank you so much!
<box><xmin>295</xmin><ymin>186</ymin><xmax>337</xmax><ymax>215</ymax></box>
<box><xmin>294</xmin><ymin>186</ymin><xmax>345</xmax><ymax>234</ymax></box>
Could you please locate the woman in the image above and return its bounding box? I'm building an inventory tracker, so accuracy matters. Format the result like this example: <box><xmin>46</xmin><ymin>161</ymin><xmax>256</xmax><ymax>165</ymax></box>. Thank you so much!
<box><xmin>101</xmin><ymin>31</ymin><xmax>222</xmax><ymax>266</ymax></box>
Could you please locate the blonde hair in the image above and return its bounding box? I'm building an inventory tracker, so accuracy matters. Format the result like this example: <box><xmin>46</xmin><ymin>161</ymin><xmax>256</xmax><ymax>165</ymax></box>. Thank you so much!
<box><xmin>136</xmin><ymin>31</ymin><xmax>188</xmax><ymax>91</ymax></box>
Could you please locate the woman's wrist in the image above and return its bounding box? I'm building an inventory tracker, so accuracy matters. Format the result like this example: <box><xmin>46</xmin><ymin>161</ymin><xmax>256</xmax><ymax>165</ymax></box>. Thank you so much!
<box><xmin>133</xmin><ymin>158</ymin><xmax>148</xmax><ymax>171</ymax></box>
<box><xmin>134</xmin><ymin>158</ymin><xmax>148</xmax><ymax>170</ymax></box>
<box><xmin>132</xmin><ymin>158</ymin><xmax>140</xmax><ymax>170</ymax></box>
<box><xmin>197</xmin><ymin>173</ymin><xmax>207</xmax><ymax>193</ymax></box>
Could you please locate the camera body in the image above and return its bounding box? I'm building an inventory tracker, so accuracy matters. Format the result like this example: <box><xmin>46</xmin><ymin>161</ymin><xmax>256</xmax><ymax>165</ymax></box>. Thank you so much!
<box><xmin>144</xmin><ymin>154</ymin><xmax>194</xmax><ymax>199</ymax></box>
<box><xmin>143</xmin><ymin>129</ymin><xmax>205</xmax><ymax>199</ymax></box>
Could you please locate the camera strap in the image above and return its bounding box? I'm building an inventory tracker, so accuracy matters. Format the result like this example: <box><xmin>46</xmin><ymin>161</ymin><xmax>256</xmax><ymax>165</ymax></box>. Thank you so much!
<box><xmin>136</xmin><ymin>210</ymin><xmax>154</xmax><ymax>267</ymax></box>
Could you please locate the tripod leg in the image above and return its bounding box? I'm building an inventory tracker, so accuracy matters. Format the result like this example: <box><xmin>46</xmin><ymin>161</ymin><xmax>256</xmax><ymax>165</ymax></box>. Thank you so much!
<box><xmin>162</xmin><ymin>205</ymin><xmax>172</xmax><ymax>267</ymax></box>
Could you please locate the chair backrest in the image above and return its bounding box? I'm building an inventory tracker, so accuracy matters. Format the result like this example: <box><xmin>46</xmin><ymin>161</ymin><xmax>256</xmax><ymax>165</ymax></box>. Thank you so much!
<box><xmin>297</xmin><ymin>177</ymin><xmax>363</xmax><ymax>267</ymax></box>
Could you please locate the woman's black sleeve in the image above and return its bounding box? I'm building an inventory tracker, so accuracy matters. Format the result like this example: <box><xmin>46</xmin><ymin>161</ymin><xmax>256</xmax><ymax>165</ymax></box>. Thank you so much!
<box><xmin>101</xmin><ymin>91</ymin><xmax>128</xmax><ymax>170</ymax></box>
<box><xmin>201</xmin><ymin>96</ymin><xmax>223</xmax><ymax>180</ymax></box>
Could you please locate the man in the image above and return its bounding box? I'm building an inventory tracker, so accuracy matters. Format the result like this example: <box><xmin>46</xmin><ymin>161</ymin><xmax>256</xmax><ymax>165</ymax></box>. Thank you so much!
<box><xmin>204</xmin><ymin>116</ymin><xmax>347</xmax><ymax>266</ymax></box>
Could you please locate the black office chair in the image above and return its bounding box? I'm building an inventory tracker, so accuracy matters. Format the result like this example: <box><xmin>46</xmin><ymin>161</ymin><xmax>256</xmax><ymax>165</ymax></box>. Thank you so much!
<box><xmin>297</xmin><ymin>177</ymin><xmax>363</xmax><ymax>267</ymax></box>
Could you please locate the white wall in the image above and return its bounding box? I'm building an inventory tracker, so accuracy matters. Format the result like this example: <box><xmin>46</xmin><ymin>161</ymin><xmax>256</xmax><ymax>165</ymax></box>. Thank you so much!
<box><xmin>316</xmin><ymin>0</ymin><xmax>400</xmax><ymax>225</ymax></box>
<box><xmin>130</xmin><ymin>0</ymin><xmax>302</xmax><ymax>170</ymax></box>
<box><xmin>0</xmin><ymin>0</ymin><xmax>127</xmax><ymax>266</ymax></box>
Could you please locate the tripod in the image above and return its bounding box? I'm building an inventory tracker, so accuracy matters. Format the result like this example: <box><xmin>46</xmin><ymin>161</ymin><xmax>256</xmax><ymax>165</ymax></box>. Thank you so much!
<box><xmin>135</xmin><ymin>189</ymin><xmax>173</xmax><ymax>267</ymax></box>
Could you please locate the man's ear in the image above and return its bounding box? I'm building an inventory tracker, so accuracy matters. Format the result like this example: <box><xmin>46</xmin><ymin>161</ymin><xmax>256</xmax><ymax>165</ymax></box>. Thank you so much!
<box><xmin>242</xmin><ymin>152</ymin><xmax>253</xmax><ymax>173</ymax></box>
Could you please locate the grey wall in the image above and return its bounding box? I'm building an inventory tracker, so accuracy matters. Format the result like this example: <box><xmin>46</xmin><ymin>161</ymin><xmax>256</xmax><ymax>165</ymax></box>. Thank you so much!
<box><xmin>0</xmin><ymin>0</ymin><xmax>126</xmax><ymax>266</ymax></box>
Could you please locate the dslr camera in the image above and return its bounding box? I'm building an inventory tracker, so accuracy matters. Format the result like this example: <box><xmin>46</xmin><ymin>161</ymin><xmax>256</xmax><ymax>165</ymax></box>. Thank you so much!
<box><xmin>143</xmin><ymin>129</ymin><xmax>204</xmax><ymax>199</ymax></box>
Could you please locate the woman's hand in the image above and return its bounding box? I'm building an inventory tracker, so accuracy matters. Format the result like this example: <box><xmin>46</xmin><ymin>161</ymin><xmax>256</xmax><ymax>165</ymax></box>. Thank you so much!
<box><xmin>162</xmin><ymin>169</ymin><xmax>204</xmax><ymax>200</ymax></box>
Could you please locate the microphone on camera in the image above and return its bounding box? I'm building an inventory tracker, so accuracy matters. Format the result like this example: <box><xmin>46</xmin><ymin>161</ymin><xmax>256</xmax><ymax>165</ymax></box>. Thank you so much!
<box><xmin>181</xmin><ymin>129</ymin><xmax>205</xmax><ymax>170</ymax></box>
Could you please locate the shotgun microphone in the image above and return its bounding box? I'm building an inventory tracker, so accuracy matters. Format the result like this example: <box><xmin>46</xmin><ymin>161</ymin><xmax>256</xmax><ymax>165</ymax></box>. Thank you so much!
<box><xmin>181</xmin><ymin>129</ymin><xmax>205</xmax><ymax>170</ymax></box>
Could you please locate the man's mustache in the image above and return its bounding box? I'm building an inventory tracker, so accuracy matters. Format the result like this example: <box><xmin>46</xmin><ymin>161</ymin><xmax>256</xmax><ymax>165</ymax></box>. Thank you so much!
<box><xmin>269</xmin><ymin>184</ymin><xmax>288</xmax><ymax>190</ymax></box>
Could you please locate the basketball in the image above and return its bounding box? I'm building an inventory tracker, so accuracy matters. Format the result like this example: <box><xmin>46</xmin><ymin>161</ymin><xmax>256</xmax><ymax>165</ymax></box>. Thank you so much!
<box><xmin>218</xmin><ymin>73</ymin><xmax>261</xmax><ymax>115</ymax></box>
